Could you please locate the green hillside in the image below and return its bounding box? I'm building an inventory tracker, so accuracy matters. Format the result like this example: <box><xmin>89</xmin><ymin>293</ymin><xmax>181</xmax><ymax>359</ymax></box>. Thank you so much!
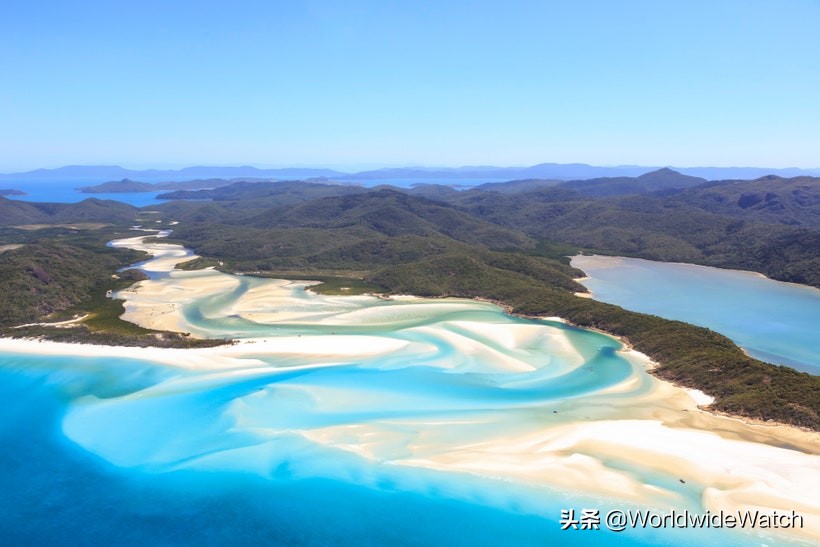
<box><xmin>444</xmin><ymin>181</ymin><xmax>820</xmax><ymax>288</ymax></box>
<box><xmin>0</xmin><ymin>196</ymin><xmax>138</xmax><ymax>226</ymax></box>
<box><xmin>668</xmin><ymin>175</ymin><xmax>820</xmax><ymax>228</ymax></box>
<box><xmin>157</xmin><ymin>179</ymin><xmax>367</xmax><ymax>203</ymax></box>
<box><xmin>558</xmin><ymin>167</ymin><xmax>707</xmax><ymax>197</ymax></box>
<box><xmin>0</xmin><ymin>241</ymin><xmax>142</xmax><ymax>326</ymax></box>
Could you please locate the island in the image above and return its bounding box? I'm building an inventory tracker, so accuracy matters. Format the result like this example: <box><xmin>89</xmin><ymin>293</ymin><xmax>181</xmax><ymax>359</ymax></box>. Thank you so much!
<box><xmin>0</xmin><ymin>188</ymin><xmax>26</xmax><ymax>196</ymax></box>
<box><xmin>77</xmin><ymin>178</ymin><xmax>156</xmax><ymax>193</ymax></box>
<box><xmin>77</xmin><ymin>177</ymin><xmax>274</xmax><ymax>194</ymax></box>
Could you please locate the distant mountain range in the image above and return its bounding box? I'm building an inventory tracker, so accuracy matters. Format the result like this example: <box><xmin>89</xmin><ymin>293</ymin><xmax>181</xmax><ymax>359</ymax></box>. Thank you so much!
<box><xmin>0</xmin><ymin>165</ymin><xmax>346</xmax><ymax>183</ymax></box>
<box><xmin>2</xmin><ymin>163</ymin><xmax>819</xmax><ymax>184</ymax></box>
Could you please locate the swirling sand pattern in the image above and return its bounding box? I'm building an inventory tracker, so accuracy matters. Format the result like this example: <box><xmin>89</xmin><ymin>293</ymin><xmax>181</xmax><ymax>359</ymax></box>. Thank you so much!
<box><xmin>1</xmin><ymin>233</ymin><xmax>816</xmax><ymax>545</ymax></box>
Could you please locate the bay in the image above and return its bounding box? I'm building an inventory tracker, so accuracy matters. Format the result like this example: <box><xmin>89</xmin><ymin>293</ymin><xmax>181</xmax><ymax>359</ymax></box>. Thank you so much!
<box><xmin>571</xmin><ymin>255</ymin><xmax>820</xmax><ymax>374</ymax></box>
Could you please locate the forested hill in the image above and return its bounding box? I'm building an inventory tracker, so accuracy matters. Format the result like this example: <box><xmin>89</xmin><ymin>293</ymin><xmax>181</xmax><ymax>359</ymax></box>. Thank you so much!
<box><xmin>470</xmin><ymin>170</ymin><xmax>820</xmax><ymax>228</ymax></box>
<box><xmin>440</xmin><ymin>176</ymin><xmax>820</xmax><ymax>288</ymax></box>
<box><xmin>665</xmin><ymin>175</ymin><xmax>820</xmax><ymax>228</ymax></box>
<box><xmin>157</xmin><ymin>180</ymin><xmax>368</xmax><ymax>203</ymax></box>
<box><xmin>79</xmin><ymin>178</ymin><xmax>242</xmax><ymax>194</ymax></box>
<box><xmin>163</xmin><ymin>190</ymin><xmax>547</xmax><ymax>274</ymax></box>
<box><xmin>0</xmin><ymin>196</ymin><xmax>137</xmax><ymax>226</ymax></box>
<box><xmin>78</xmin><ymin>179</ymin><xmax>156</xmax><ymax>193</ymax></box>
<box><xmin>469</xmin><ymin>168</ymin><xmax>704</xmax><ymax>197</ymax></box>
<box><xmin>557</xmin><ymin>168</ymin><xmax>707</xmax><ymax>197</ymax></box>
<box><xmin>150</xmin><ymin>175</ymin><xmax>820</xmax><ymax>287</ymax></box>
<box><xmin>0</xmin><ymin>242</ymin><xmax>138</xmax><ymax>326</ymax></box>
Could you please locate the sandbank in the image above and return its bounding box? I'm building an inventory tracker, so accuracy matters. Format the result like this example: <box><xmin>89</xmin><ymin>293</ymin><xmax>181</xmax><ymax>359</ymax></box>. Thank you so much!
<box><xmin>6</xmin><ymin>232</ymin><xmax>819</xmax><ymax>543</ymax></box>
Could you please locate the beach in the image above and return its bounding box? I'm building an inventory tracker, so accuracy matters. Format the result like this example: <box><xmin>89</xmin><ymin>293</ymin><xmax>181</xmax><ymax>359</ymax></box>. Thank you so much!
<box><xmin>2</xmin><ymin>233</ymin><xmax>818</xmax><ymax>543</ymax></box>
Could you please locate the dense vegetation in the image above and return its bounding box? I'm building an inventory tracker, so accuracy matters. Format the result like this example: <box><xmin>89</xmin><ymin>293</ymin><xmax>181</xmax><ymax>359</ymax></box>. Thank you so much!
<box><xmin>556</xmin><ymin>167</ymin><xmax>707</xmax><ymax>197</ymax></box>
<box><xmin>443</xmin><ymin>178</ymin><xmax>820</xmax><ymax>287</ymax></box>
<box><xmin>79</xmin><ymin>177</ymin><xmax>253</xmax><ymax>193</ymax></box>
<box><xmin>0</xmin><ymin>234</ymin><xmax>148</xmax><ymax>326</ymax></box>
<box><xmin>0</xmin><ymin>196</ymin><xmax>138</xmax><ymax>226</ymax></box>
<box><xmin>157</xmin><ymin>179</ymin><xmax>368</xmax><ymax>203</ymax></box>
<box><xmin>666</xmin><ymin>175</ymin><xmax>820</xmax><ymax>227</ymax></box>
<box><xmin>163</xmin><ymin>190</ymin><xmax>538</xmax><ymax>274</ymax></box>
<box><xmin>0</xmin><ymin>223</ymin><xmax>228</xmax><ymax>348</ymax></box>
<box><xmin>78</xmin><ymin>178</ymin><xmax>157</xmax><ymax>193</ymax></box>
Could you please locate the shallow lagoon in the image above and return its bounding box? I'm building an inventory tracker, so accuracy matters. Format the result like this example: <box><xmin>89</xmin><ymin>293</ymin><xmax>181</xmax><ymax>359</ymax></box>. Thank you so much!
<box><xmin>0</xmin><ymin>237</ymin><xmax>817</xmax><ymax>546</ymax></box>
<box><xmin>571</xmin><ymin>255</ymin><xmax>820</xmax><ymax>374</ymax></box>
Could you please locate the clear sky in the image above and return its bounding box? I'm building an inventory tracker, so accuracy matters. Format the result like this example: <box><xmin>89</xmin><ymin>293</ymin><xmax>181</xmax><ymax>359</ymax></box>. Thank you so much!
<box><xmin>2</xmin><ymin>0</ymin><xmax>819</xmax><ymax>171</ymax></box>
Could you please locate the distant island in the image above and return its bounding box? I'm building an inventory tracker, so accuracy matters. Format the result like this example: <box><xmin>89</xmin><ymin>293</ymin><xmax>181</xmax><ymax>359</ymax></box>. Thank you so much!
<box><xmin>4</xmin><ymin>162</ymin><xmax>820</xmax><ymax>185</ymax></box>
<box><xmin>78</xmin><ymin>177</ymin><xmax>272</xmax><ymax>194</ymax></box>
<box><xmin>0</xmin><ymin>188</ymin><xmax>26</xmax><ymax>196</ymax></box>
<box><xmin>78</xmin><ymin>179</ymin><xmax>156</xmax><ymax>193</ymax></box>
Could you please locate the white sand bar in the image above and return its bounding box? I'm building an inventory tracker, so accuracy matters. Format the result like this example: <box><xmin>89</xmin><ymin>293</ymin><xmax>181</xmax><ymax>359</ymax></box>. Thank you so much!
<box><xmin>4</xmin><ymin>232</ymin><xmax>817</xmax><ymax>543</ymax></box>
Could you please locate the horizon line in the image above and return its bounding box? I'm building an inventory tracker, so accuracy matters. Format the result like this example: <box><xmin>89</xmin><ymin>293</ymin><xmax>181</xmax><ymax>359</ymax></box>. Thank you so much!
<box><xmin>3</xmin><ymin>161</ymin><xmax>820</xmax><ymax>176</ymax></box>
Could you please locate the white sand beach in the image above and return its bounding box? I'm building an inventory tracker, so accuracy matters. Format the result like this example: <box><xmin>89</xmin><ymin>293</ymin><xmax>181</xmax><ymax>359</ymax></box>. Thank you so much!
<box><xmin>5</xmin><ymin>232</ymin><xmax>818</xmax><ymax>543</ymax></box>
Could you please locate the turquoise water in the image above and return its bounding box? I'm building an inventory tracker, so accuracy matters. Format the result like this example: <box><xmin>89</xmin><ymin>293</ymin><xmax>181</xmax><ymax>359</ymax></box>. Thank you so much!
<box><xmin>571</xmin><ymin>256</ymin><xmax>820</xmax><ymax>374</ymax></box>
<box><xmin>0</xmin><ymin>238</ymin><xmax>814</xmax><ymax>546</ymax></box>
<box><xmin>0</xmin><ymin>340</ymin><xmax>760</xmax><ymax>546</ymax></box>
<box><xmin>0</xmin><ymin>332</ymin><xmax>650</xmax><ymax>546</ymax></box>
<box><xmin>0</xmin><ymin>359</ymin><xmax>610</xmax><ymax>547</ymax></box>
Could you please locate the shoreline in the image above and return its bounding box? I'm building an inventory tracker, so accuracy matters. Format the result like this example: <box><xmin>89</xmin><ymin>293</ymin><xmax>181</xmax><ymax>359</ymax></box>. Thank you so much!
<box><xmin>2</xmin><ymin>233</ymin><xmax>819</xmax><ymax>542</ymax></box>
<box><xmin>4</xmin><ymin>285</ymin><xmax>816</xmax><ymax>448</ymax></box>
<box><xmin>5</xmin><ymin>240</ymin><xmax>815</xmax><ymax>435</ymax></box>
<box><xmin>2</xmin><ymin>332</ymin><xmax>818</xmax><ymax>541</ymax></box>
<box><xmin>571</xmin><ymin>253</ymin><xmax>820</xmax><ymax>293</ymax></box>
<box><xmin>0</xmin><ymin>335</ymin><xmax>820</xmax><ymax>539</ymax></box>
<box><xmin>8</xmin><ymin>293</ymin><xmax>815</xmax><ymax>443</ymax></box>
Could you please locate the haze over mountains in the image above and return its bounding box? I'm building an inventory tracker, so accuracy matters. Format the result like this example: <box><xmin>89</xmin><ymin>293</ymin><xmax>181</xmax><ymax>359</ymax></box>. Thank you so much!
<box><xmin>2</xmin><ymin>162</ymin><xmax>820</xmax><ymax>184</ymax></box>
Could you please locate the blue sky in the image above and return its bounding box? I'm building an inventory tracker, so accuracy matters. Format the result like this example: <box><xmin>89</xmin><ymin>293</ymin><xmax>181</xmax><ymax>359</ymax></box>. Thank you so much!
<box><xmin>2</xmin><ymin>0</ymin><xmax>819</xmax><ymax>171</ymax></box>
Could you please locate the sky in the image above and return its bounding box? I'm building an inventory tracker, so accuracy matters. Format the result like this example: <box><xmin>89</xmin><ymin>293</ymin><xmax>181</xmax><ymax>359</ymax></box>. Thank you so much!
<box><xmin>2</xmin><ymin>0</ymin><xmax>819</xmax><ymax>171</ymax></box>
